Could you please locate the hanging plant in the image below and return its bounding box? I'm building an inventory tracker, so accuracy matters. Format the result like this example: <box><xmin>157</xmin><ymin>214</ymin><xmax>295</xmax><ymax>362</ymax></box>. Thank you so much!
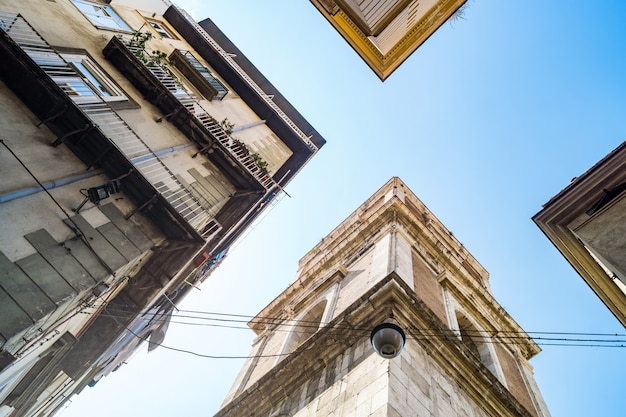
<box><xmin>231</xmin><ymin>138</ymin><xmax>249</xmax><ymax>155</ymax></box>
<box><xmin>229</xmin><ymin>138</ymin><xmax>270</xmax><ymax>175</ymax></box>
<box><xmin>220</xmin><ymin>118</ymin><xmax>234</xmax><ymax>135</ymax></box>
<box><xmin>123</xmin><ymin>31</ymin><xmax>184</xmax><ymax>88</ymax></box>
<box><xmin>251</xmin><ymin>152</ymin><xmax>270</xmax><ymax>176</ymax></box>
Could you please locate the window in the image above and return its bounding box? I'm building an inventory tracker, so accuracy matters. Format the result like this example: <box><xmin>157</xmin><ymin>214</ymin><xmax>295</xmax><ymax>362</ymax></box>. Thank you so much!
<box><xmin>458</xmin><ymin>319</ymin><xmax>481</xmax><ymax>360</ymax></box>
<box><xmin>58</xmin><ymin>53</ymin><xmax>127</xmax><ymax>103</ymax></box>
<box><xmin>146</xmin><ymin>19</ymin><xmax>177</xmax><ymax>39</ymax></box>
<box><xmin>71</xmin><ymin>0</ymin><xmax>131</xmax><ymax>32</ymax></box>
<box><xmin>456</xmin><ymin>313</ymin><xmax>504</xmax><ymax>382</ymax></box>
<box><xmin>282</xmin><ymin>300</ymin><xmax>327</xmax><ymax>354</ymax></box>
<box><xmin>169</xmin><ymin>50</ymin><xmax>229</xmax><ymax>100</ymax></box>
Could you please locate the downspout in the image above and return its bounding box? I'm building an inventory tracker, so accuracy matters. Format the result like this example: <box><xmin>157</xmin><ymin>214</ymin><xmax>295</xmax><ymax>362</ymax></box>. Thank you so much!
<box><xmin>130</xmin><ymin>143</ymin><xmax>194</xmax><ymax>164</ymax></box>
<box><xmin>0</xmin><ymin>144</ymin><xmax>193</xmax><ymax>203</ymax></box>
<box><xmin>231</xmin><ymin>120</ymin><xmax>266</xmax><ymax>133</ymax></box>
<box><xmin>0</xmin><ymin>169</ymin><xmax>104</xmax><ymax>203</ymax></box>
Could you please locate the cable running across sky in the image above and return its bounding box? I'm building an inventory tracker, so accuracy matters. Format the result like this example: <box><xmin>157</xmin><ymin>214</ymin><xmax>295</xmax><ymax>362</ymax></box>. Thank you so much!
<box><xmin>93</xmin><ymin>306</ymin><xmax>626</xmax><ymax>359</ymax></box>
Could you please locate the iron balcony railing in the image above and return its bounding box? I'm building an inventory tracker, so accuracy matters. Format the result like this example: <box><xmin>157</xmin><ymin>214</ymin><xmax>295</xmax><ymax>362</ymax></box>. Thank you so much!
<box><xmin>0</xmin><ymin>11</ymin><xmax>219</xmax><ymax>237</ymax></box>
<box><xmin>172</xmin><ymin>5</ymin><xmax>318</xmax><ymax>152</ymax></box>
<box><xmin>111</xmin><ymin>36</ymin><xmax>275</xmax><ymax>189</ymax></box>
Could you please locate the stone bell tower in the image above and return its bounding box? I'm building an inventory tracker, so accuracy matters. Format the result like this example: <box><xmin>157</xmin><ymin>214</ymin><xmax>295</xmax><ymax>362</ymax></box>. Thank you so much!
<box><xmin>216</xmin><ymin>177</ymin><xmax>551</xmax><ymax>417</ymax></box>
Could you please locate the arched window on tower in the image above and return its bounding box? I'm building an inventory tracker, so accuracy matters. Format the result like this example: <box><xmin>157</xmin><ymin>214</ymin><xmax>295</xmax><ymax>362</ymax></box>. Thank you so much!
<box><xmin>455</xmin><ymin>313</ymin><xmax>504</xmax><ymax>382</ymax></box>
<box><xmin>282</xmin><ymin>300</ymin><xmax>328</xmax><ymax>354</ymax></box>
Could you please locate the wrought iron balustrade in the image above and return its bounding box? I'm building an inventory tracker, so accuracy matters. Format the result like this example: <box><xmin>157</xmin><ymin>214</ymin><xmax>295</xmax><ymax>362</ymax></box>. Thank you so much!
<box><xmin>0</xmin><ymin>11</ymin><xmax>218</xmax><ymax>237</ymax></box>
<box><xmin>171</xmin><ymin>5</ymin><xmax>318</xmax><ymax>153</ymax></box>
<box><xmin>105</xmin><ymin>36</ymin><xmax>275</xmax><ymax>189</ymax></box>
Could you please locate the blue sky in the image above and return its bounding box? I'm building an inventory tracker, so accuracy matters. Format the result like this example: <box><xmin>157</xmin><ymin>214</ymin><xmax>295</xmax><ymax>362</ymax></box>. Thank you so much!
<box><xmin>61</xmin><ymin>1</ymin><xmax>626</xmax><ymax>416</ymax></box>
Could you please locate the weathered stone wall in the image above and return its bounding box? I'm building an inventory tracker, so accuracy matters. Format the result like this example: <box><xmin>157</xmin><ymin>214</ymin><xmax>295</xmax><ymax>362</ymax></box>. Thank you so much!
<box><xmin>389</xmin><ymin>341</ymin><xmax>492</xmax><ymax>417</ymax></box>
<box><xmin>278</xmin><ymin>337</ymin><xmax>521</xmax><ymax>417</ymax></box>
<box><xmin>291</xmin><ymin>339</ymin><xmax>388</xmax><ymax>417</ymax></box>
<box><xmin>218</xmin><ymin>178</ymin><xmax>548</xmax><ymax>417</ymax></box>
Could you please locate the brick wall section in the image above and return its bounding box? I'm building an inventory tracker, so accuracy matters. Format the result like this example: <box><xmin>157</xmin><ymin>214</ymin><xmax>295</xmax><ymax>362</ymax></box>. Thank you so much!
<box><xmin>496</xmin><ymin>344</ymin><xmax>539</xmax><ymax>417</ymax></box>
<box><xmin>412</xmin><ymin>250</ymin><xmax>447</xmax><ymax>323</ymax></box>
<box><xmin>333</xmin><ymin>254</ymin><xmax>374</xmax><ymax>320</ymax></box>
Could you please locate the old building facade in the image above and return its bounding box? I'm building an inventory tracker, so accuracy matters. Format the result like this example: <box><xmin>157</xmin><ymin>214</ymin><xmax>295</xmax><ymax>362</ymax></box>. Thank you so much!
<box><xmin>534</xmin><ymin>141</ymin><xmax>626</xmax><ymax>328</ymax></box>
<box><xmin>217</xmin><ymin>178</ymin><xmax>550</xmax><ymax>417</ymax></box>
<box><xmin>309</xmin><ymin>0</ymin><xmax>468</xmax><ymax>80</ymax></box>
<box><xmin>0</xmin><ymin>1</ymin><xmax>324</xmax><ymax>415</ymax></box>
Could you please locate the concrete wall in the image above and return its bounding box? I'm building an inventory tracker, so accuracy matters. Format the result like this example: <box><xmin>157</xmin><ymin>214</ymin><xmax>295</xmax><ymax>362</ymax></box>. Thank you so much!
<box><xmin>0</xmin><ymin>1</ymin><xmax>321</xmax><ymax>413</ymax></box>
<box><xmin>0</xmin><ymin>0</ymin><xmax>199</xmax><ymax>405</ymax></box>
<box><xmin>573</xmin><ymin>193</ymin><xmax>626</xmax><ymax>285</ymax></box>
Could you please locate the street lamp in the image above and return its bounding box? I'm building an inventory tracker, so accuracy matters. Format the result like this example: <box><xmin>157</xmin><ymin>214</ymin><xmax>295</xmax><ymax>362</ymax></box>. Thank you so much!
<box><xmin>370</xmin><ymin>323</ymin><xmax>405</xmax><ymax>359</ymax></box>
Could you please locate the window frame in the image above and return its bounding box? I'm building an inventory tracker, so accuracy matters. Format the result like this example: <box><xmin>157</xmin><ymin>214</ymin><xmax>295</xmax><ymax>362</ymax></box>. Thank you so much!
<box><xmin>169</xmin><ymin>49</ymin><xmax>229</xmax><ymax>101</ymax></box>
<box><xmin>60</xmin><ymin>52</ymin><xmax>127</xmax><ymax>103</ymax></box>
<box><xmin>145</xmin><ymin>18</ymin><xmax>178</xmax><ymax>40</ymax></box>
<box><xmin>454</xmin><ymin>311</ymin><xmax>507</xmax><ymax>384</ymax></box>
<box><xmin>70</xmin><ymin>0</ymin><xmax>132</xmax><ymax>32</ymax></box>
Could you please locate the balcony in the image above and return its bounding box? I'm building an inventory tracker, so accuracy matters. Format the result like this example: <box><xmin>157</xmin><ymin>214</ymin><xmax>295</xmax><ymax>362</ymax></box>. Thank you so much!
<box><xmin>163</xmin><ymin>5</ymin><xmax>327</xmax><ymax>190</ymax></box>
<box><xmin>166</xmin><ymin>5</ymin><xmax>319</xmax><ymax>153</ymax></box>
<box><xmin>102</xmin><ymin>35</ymin><xmax>274</xmax><ymax>191</ymax></box>
<box><xmin>0</xmin><ymin>11</ymin><xmax>217</xmax><ymax>243</ymax></box>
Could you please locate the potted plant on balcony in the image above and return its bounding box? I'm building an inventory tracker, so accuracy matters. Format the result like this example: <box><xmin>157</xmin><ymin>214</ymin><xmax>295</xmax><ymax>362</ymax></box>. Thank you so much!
<box><xmin>123</xmin><ymin>31</ymin><xmax>184</xmax><ymax>90</ymax></box>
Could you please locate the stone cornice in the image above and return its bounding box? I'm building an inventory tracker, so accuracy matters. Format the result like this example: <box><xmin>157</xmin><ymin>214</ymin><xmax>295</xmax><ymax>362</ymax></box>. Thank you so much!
<box><xmin>253</xmin><ymin>178</ymin><xmax>519</xmax><ymax>342</ymax></box>
<box><xmin>218</xmin><ymin>274</ymin><xmax>535</xmax><ymax>417</ymax></box>
<box><xmin>296</xmin><ymin>178</ymin><xmax>486</xmax><ymax>283</ymax></box>
<box><xmin>309</xmin><ymin>0</ymin><xmax>468</xmax><ymax>80</ymax></box>
<box><xmin>533</xmin><ymin>141</ymin><xmax>626</xmax><ymax>327</ymax></box>
<box><xmin>438</xmin><ymin>270</ymin><xmax>541</xmax><ymax>360</ymax></box>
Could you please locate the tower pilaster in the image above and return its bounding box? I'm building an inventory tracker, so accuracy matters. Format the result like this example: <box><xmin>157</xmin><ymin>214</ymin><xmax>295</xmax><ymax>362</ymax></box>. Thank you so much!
<box><xmin>217</xmin><ymin>178</ymin><xmax>550</xmax><ymax>417</ymax></box>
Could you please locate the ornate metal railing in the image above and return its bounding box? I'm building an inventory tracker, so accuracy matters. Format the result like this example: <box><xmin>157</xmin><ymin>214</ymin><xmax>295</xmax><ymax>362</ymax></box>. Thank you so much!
<box><xmin>172</xmin><ymin>5</ymin><xmax>318</xmax><ymax>152</ymax></box>
<box><xmin>0</xmin><ymin>11</ymin><xmax>217</xmax><ymax>235</ymax></box>
<box><xmin>108</xmin><ymin>35</ymin><xmax>275</xmax><ymax>189</ymax></box>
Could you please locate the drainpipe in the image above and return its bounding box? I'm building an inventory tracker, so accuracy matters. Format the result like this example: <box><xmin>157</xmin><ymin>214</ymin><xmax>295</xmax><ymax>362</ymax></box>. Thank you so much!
<box><xmin>0</xmin><ymin>169</ymin><xmax>104</xmax><ymax>203</ymax></box>
<box><xmin>231</xmin><ymin>120</ymin><xmax>266</xmax><ymax>133</ymax></box>
<box><xmin>0</xmin><ymin>143</ymin><xmax>195</xmax><ymax>202</ymax></box>
<box><xmin>130</xmin><ymin>143</ymin><xmax>194</xmax><ymax>164</ymax></box>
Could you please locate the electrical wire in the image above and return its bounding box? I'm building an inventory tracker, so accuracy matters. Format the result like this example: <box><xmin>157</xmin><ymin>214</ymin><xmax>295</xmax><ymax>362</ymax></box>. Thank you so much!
<box><xmin>175</xmin><ymin>308</ymin><xmax>626</xmax><ymax>338</ymax></box>
<box><xmin>14</xmin><ymin>279</ymin><xmax>127</xmax><ymax>357</ymax></box>
<box><xmin>0</xmin><ymin>138</ymin><xmax>114</xmax><ymax>275</ymax></box>
<box><xmin>103</xmin><ymin>305</ymin><xmax>626</xmax><ymax>338</ymax></box>
<box><xmin>90</xmin><ymin>306</ymin><xmax>626</xmax><ymax>359</ymax></box>
<box><xmin>121</xmin><ymin>323</ymin><xmax>626</xmax><ymax>361</ymax></box>
<box><xmin>100</xmin><ymin>310</ymin><xmax>313</xmax><ymax>360</ymax></box>
<box><xmin>103</xmin><ymin>305</ymin><xmax>626</xmax><ymax>335</ymax></box>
